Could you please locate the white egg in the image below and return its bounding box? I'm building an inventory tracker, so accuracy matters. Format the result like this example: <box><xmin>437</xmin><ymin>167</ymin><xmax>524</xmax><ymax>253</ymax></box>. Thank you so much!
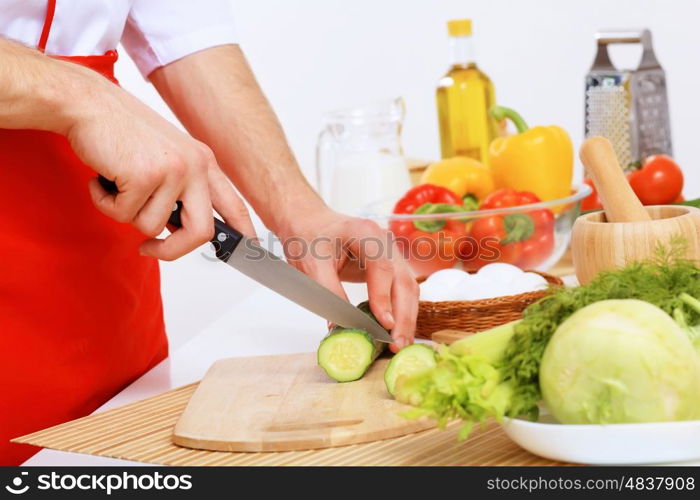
<box><xmin>503</xmin><ymin>282</ymin><xmax>531</xmax><ymax>296</ymax></box>
<box><xmin>419</xmin><ymin>280</ymin><xmax>457</xmax><ymax>302</ymax></box>
<box><xmin>476</xmin><ymin>263</ymin><xmax>524</xmax><ymax>285</ymax></box>
<box><xmin>425</xmin><ymin>268</ymin><xmax>471</xmax><ymax>289</ymax></box>
<box><xmin>450</xmin><ymin>286</ymin><xmax>486</xmax><ymax>301</ymax></box>
<box><xmin>421</xmin><ymin>266</ymin><xmax>546</xmax><ymax>302</ymax></box>
<box><xmin>517</xmin><ymin>272</ymin><xmax>549</xmax><ymax>291</ymax></box>
<box><xmin>485</xmin><ymin>284</ymin><xmax>519</xmax><ymax>299</ymax></box>
<box><xmin>449</xmin><ymin>275</ymin><xmax>497</xmax><ymax>301</ymax></box>
<box><xmin>503</xmin><ymin>273</ymin><xmax>547</xmax><ymax>296</ymax></box>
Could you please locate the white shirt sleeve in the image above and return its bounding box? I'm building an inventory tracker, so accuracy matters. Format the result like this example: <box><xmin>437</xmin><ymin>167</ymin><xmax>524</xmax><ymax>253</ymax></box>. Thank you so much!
<box><xmin>121</xmin><ymin>0</ymin><xmax>238</xmax><ymax>77</ymax></box>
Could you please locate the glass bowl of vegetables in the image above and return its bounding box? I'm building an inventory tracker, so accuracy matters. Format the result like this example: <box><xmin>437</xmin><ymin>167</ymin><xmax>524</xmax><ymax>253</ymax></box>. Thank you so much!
<box><xmin>360</xmin><ymin>183</ymin><xmax>593</xmax><ymax>278</ymax></box>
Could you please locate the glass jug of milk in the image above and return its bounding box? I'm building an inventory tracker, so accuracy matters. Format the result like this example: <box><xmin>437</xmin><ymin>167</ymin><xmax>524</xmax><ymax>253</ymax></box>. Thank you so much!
<box><xmin>316</xmin><ymin>98</ymin><xmax>411</xmax><ymax>215</ymax></box>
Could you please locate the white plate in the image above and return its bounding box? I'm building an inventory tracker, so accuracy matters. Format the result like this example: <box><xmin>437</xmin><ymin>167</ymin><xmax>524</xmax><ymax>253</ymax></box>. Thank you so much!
<box><xmin>501</xmin><ymin>413</ymin><xmax>700</xmax><ymax>465</ymax></box>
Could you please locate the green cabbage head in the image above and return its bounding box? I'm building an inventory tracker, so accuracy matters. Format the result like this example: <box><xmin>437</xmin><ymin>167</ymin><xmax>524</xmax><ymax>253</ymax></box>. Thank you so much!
<box><xmin>540</xmin><ymin>299</ymin><xmax>700</xmax><ymax>424</ymax></box>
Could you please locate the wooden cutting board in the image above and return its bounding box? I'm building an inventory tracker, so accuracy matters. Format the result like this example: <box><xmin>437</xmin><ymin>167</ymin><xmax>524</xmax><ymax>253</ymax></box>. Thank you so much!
<box><xmin>172</xmin><ymin>353</ymin><xmax>435</xmax><ymax>452</ymax></box>
<box><xmin>431</xmin><ymin>329</ymin><xmax>472</xmax><ymax>344</ymax></box>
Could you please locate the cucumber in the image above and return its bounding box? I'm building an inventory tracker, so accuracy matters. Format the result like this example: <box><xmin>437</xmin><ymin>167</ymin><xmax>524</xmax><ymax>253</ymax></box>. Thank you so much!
<box><xmin>317</xmin><ymin>301</ymin><xmax>386</xmax><ymax>382</ymax></box>
<box><xmin>384</xmin><ymin>344</ymin><xmax>437</xmax><ymax>396</ymax></box>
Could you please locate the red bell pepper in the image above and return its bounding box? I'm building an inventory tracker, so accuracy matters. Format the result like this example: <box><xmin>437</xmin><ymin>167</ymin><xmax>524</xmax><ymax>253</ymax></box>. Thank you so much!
<box><xmin>392</xmin><ymin>183</ymin><xmax>464</xmax><ymax>214</ymax></box>
<box><xmin>463</xmin><ymin>188</ymin><xmax>555</xmax><ymax>270</ymax></box>
<box><xmin>479</xmin><ymin>188</ymin><xmax>541</xmax><ymax>210</ymax></box>
<box><xmin>390</xmin><ymin>184</ymin><xmax>467</xmax><ymax>277</ymax></box>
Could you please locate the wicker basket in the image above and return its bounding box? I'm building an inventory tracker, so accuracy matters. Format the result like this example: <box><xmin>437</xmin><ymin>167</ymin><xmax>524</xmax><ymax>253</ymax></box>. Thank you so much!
<box><xmin>415</xmin><ymin>271</ymin><xmax>563</xmax><ymax>339</ymax></box>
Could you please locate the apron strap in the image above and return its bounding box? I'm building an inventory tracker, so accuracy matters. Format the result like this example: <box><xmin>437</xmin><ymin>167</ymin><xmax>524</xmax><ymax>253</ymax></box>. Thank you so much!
<box><xmin>38</xmin><ymin>0</ymin><xmax>57</xmax><ymax>52</ymax></box>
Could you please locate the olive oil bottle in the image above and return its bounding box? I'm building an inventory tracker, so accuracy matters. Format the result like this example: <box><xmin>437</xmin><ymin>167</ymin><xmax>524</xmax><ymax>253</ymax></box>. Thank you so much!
<box><xmin>436</xmin><ymin>19</ymin><xmax>497</xmax><ymax>164</ymax></box>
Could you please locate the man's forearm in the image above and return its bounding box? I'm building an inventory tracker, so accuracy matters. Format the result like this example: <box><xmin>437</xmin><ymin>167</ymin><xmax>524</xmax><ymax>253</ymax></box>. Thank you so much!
<box><xmin>0</xmin><ymin>38</ymin><xmax>106</xmax><ymax>135</ymax></box>
<box><xmin>149</xmin><ymin>44</ymin><xmax>325</xmax><ymax>234</ymax></box>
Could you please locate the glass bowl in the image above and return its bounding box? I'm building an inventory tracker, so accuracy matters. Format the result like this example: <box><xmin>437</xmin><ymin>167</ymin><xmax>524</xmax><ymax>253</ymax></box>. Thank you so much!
<box><xmin>360</xmin><ymin>184</ymin><xmax>592</xmax><ymax>278</ymax></box>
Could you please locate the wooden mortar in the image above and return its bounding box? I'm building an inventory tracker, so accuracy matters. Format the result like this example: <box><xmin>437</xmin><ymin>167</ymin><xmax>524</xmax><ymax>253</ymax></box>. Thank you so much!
<box><xmin>572</xmin><ymin>137</ymin><xmax>700</xmax><ymax>284</ymax></box>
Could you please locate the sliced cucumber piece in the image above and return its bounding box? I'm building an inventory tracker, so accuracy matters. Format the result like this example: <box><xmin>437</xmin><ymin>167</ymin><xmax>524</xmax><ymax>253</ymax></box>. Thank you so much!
<box><xmin>318</xmin><ymin>329</ymin><xmax>383</xmax><ymax>382</ymax></box>
<box><xmin>317</xmin><ymin>301</ymin><xmax>386</xmax><ymax>382</ymax></box>
<box><xmin>384</xmin><ymin>344</ymin><xmax>437</xmax><ymax>396</ymax></box>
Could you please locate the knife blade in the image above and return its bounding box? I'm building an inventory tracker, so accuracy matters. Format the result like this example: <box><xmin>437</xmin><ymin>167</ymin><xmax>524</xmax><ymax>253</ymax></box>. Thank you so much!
<box><xmin>224</xmin><ymin>237</ymin><xmax>393</xmax><ymax>343</ymax></box>
<box><xmin>97</xmin><ymin>176</ymin><xmax>393</xmax><ymax>343</ymax></box>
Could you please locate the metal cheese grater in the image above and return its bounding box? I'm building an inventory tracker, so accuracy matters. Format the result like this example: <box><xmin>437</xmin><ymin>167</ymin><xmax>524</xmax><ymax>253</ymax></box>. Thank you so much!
<box><xmin>585</xmin><ymin>29</ymin><xmax>672</xmax><ymax>170</ymax></box>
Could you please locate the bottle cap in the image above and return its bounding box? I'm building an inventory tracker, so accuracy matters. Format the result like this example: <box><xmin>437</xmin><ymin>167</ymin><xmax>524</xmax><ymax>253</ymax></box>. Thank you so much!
<box><xmin>447</xmin><ymin>19</ymin><xmax>472</xmax><ymax>37</ymax></box>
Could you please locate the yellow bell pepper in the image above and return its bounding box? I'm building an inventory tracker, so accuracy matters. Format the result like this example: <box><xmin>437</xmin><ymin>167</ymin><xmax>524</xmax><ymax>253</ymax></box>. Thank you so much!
<box><xmin>488</xmin><ymin>106</ymin><xmax>573</xmax><ymax>202</ymax></box>
<box><xmin>419</xmin><ymin>156</ymin><xmax>495</xmax><ymax>208</ymax></box>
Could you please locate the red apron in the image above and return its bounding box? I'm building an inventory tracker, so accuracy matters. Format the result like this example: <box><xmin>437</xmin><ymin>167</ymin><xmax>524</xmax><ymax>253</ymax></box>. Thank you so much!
<box><xmin>0</xmin><ymin>0</ymin><xmax>167</xmax><ymax>465</ymax></box>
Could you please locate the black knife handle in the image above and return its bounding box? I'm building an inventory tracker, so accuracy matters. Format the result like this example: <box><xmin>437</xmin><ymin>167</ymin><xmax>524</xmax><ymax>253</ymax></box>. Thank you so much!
<box><xmin>97</xmin><ymin>174</ymin><xmax>243</xmax><ymax>261</ymax></box>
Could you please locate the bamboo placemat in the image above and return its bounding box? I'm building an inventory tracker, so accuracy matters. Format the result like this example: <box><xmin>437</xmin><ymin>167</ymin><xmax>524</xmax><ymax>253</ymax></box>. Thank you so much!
<box><xmin>14</xmin><ymin>383</ymin><xmax>565</xmax><ymax>466</ymax></box>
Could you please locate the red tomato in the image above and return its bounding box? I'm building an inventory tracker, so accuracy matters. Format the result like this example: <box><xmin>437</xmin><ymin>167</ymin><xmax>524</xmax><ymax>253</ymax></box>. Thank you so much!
<box><xmin>404</xmin><ymin>229</ymin><xmax>463</xmax><ymax>276</ymax></box>
<box><xmin>391</xmin><ymin>217</ymin><xmax>467</xmax><ymax>278</ymax></box>
<box><xmin>465</xmin><ymin>188</ymin><xmax>555</xmax><ymax>270</ymax></box>
<box><xmin>518</xmin><ymin>230</ymin><xmax>555</xmax><ymax>269</ymax></box>
<box><xmin>466</xmin><ymin>215</ymin><xmax>523</xmax><ymax>267</ymax></box>
<box><xmin>388</xmin><ymin>219</ymin><xmax>415</xmax><ymax>239</ymax></box>
<box><xmin>627</xmin><ymin>155</ymin><xmax>684</xmax><ymax>205</ymax></box>
<box><xmin>581</xmin><ymin>178</ymin><xmax>603</xmax><ymax>211</ymax></box>
<box><xmin>527</xmin><ymin>207</ymin><xmax>555</xmax><ymax>232</ymax></box>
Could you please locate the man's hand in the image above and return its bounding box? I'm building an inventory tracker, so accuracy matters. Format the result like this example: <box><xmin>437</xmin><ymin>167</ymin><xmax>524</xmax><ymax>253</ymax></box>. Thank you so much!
<box><xmin>278</xmin><ymin>208</ymin><xmax>419</xmax><ymax>351</ymax></box>
<box><xmin>0</xmin><ymin>38</ymin><xmax>255</xmax><ymax>261</ymax></box>
<box><xmin>67</xmin><ymin>81</ymin><xmax>256</xmax><ymax>260</ymax></box>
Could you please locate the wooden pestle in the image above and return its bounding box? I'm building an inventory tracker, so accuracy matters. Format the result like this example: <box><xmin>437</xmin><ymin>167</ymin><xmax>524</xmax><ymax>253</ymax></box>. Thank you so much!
<box><xmin>579</xmin><ymin>136</ymin><xmax>651</xmax><ymax>223</ymax></box>
<box><xmin>573</xmin><ymin>136</ymin><xmax>700</xmax><ymax>284</ymax></box>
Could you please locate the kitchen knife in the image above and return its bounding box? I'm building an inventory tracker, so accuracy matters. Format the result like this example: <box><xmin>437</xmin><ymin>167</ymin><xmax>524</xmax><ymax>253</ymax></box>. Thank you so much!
<box><xmin>97</xmin><ymin>175</ymin><xmax>393</xmax><ymax>343</ymax></box>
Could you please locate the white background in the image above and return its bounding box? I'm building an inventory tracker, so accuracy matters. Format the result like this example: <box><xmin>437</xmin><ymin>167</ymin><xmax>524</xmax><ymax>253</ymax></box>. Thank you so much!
<box><xmin>114</xmin><ymin>0</ymin><xmax>700</xmax><ymax>348</ymax></box>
